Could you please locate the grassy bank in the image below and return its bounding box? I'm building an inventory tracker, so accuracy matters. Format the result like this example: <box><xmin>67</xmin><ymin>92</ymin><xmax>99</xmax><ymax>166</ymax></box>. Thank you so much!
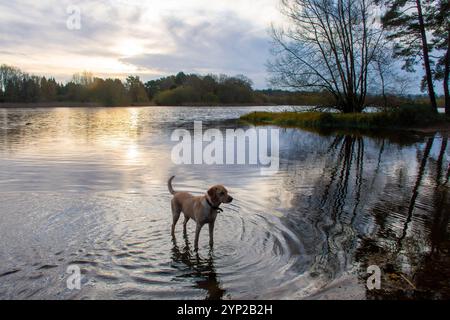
<box><xmin>240</xmin><ymin>106</ymin><xmax>450</xmax><ymax>132</ymax></box>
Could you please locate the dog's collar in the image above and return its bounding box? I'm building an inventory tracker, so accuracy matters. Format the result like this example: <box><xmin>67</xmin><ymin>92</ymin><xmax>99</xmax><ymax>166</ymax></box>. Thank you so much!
<box><xmin>206</xmin><ymin>198</ymin><xmax>223</xmax><ymax>212</ymax></box>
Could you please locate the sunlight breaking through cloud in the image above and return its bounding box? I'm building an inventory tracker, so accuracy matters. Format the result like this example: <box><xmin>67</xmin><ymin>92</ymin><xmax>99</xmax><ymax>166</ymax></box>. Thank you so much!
<box><xmin>0</xmin><ymin>0</ymin><xmax>283</xmax><ymax>88</ymax></box>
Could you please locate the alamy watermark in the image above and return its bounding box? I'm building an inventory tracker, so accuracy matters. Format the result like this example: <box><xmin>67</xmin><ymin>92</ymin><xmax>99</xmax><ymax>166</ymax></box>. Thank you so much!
<box><xmin>66</xmin><ymin>0</ymin><xmax>144</xmax><ymax>31</ymax></box>
<box><xmin>66</xmin><ymin>5</ymin><xmax>81</xmax><ymax>30</ymax></box>
<box><xmin>66</xmin><ymin>265</ymin><xmax>81</xmax><ymax>290</ymax></box>
<box><xmin>171</xmin><ymin>122</ymin><xmax>280</xmax><ymax>175</ymax></box>
<box><xmin>366</xmin><ymin>265</ymin><xmax>381</xmax><ymax>290</ymax></box>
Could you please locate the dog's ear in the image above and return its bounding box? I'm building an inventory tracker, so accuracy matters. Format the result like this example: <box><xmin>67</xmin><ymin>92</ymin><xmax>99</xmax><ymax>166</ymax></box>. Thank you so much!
<box><xmin>208</xmin><ymin>186</ymin><xmax>219</xmax><ymax>203</ymax></box>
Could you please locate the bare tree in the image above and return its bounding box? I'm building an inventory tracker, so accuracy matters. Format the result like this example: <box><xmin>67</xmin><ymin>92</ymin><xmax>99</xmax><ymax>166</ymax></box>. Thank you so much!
<box><xmin>268</xmin><ymin>0</ymin><xmax>384</xmax><ymax>113</ymax></box>
<box><xmin>372</xmin><ymin>42</ymin><xmax>412</xmax><ymax>110</ymax></box>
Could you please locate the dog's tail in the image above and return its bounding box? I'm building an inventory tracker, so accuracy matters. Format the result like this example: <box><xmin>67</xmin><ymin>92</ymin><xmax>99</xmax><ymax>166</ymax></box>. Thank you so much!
<box><xmin>168</xmin><ymin>176</ymin><xmax>176</xmax><ymax>195</ymax></box>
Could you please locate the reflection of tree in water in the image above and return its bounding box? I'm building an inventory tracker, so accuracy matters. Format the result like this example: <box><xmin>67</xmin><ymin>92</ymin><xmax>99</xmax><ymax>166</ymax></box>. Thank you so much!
<box><xmin>171</xmin><ymin>235</ymin><xmax>225</xmax><ymax>300</ymax></box>
<box><xmin>355</xmin><ymin>135</ymin><xmax>450</xmax><ymax>299</ymax></box>
<box><xmin>281</xmin><ymin>129</ymin><xmax>450</xmax><ymax>299</ymax></box>
<box><xmin>321</xmin><ymin>135</ymin><xmax>365</xmax><ymax>222</ymax></box>
<box><xmin>313</xmin><ymin>135</ymin><xmax>366</xmax><ymax>278</ymax></box>
<box><xmin>282</xmin><ymin>133</ymin><xmax>370</xmax><ymax>283</ymax></box>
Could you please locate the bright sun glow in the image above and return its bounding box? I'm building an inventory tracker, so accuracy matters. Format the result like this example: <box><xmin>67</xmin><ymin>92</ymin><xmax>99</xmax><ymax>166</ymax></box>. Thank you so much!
<box><xmin>115</xmin><ymin>40</ymin><xmax>145</xmax><ymax>58</ymax></box>
<box><xmin>126</xmin><ymin>144</ymin><xmax>140</xmax><ymax>163</ymax></box>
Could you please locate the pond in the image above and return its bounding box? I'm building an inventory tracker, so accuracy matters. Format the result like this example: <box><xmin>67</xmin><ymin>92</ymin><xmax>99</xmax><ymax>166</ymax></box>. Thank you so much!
<box><xmin>0</xmin><ymin>106</ymin><xmax>449</xmax><ymax>299</ymax></box>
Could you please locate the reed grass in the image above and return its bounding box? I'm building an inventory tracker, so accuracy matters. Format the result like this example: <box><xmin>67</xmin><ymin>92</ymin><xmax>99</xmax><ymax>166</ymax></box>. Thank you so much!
<box><xmin>240</xmin><ymin>106</ymin><xmax>449</xmax><ymax>130</ymax></box>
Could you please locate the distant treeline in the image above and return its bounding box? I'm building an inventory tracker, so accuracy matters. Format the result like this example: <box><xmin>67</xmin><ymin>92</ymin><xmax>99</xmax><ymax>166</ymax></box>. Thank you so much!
<box><xmin>0</xmin><ymin>65</ymin><xmax>146</xmax><ymax>107</ymax></box>
<box><xmin>0</xmin><ymin>64</ymin><xmax>442</xmax><ymax>108</ymax></box>
<box><xmin>0</xmin><ymin>64</ymin><xmax>341</xmax><ymax>107</ymax></box>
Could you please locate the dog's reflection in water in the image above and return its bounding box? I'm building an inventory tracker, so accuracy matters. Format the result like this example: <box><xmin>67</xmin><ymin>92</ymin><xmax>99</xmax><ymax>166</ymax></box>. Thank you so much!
<box><xmin>171</xmin><ymin>233</ymin><xmax>225</xmax><ymax>300</ymax></box>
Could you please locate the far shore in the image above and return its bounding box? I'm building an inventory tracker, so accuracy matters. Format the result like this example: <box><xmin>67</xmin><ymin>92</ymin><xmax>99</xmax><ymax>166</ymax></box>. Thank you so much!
<box><xmin>0</xmin><ymin>102</ymin><xmax>286</xmax><ymax>108</ymax></box>
<box><xmin>0</xmin><ymin>102</ymin><xmax>104</xmax><ymax>108</ymax></box>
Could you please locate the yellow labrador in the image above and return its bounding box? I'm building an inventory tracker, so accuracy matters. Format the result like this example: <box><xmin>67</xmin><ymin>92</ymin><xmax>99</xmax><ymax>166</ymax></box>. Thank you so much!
<box><xmin>168</xmin><ymin>176</ymin><xmax>233</xmax><ymax>250</ymax></box>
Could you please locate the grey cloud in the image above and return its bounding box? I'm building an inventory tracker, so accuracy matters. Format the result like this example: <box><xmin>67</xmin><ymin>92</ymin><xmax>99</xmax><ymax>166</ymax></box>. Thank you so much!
<box><xmin>0</xmin><ymin>0</ymin><xmax>146</xmax><ymax>56</ymax></box>
<box><xmin>0</xmin><ymin>1</ymin><xmax>272</xmax><ymax>88</ymax></box>
<box><xmin>121</xmin><ymin>13</ymin><xmax>271</xmax><ymax>87</ymax></box>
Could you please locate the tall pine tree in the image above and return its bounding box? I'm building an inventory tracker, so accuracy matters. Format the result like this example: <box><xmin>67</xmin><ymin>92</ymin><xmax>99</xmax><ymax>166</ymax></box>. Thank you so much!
<box><xmin>426</xmin><ymin>0</ymin><xmax>449</xmax><ymax>115</ymax></box>
<box><xmin>380</xmin><ymin>0</ymin><xmax>438</xmax><ymax>113</ymax></box>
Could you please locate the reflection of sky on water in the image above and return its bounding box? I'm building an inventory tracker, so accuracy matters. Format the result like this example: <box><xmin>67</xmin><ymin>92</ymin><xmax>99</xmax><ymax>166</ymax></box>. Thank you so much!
<box><xmin>0</xmin><ymin>107</ymin><xmax>449</xmax><ymax>299</ymax></box>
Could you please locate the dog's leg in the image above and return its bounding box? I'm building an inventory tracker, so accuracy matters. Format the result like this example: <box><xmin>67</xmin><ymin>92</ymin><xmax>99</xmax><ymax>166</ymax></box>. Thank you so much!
<box><xmin>194</xmin><ymin>223</ymin><xmax>204</xmax><ymax>250</ymax></box>
<box><xmin>171</xmin><ymin>200</ymin><xmax>181</xmax><ymax>237</ymax></box>
<box><xmin>208</xmin><ymin>222</ymin><xmax>215</xmax><ymax>247</ymax></box>
<box><xmin>183</xmin><ymin>216</ymin><xmax>190</xmax><ymax>234</ymax></box>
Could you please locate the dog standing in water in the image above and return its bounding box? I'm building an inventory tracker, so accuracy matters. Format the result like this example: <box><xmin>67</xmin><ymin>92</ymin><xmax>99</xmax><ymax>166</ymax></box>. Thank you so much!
<box><xmin>168</xmin><ymin>176</ymin><xmax>233</xmax><ymax>250</ymax></box>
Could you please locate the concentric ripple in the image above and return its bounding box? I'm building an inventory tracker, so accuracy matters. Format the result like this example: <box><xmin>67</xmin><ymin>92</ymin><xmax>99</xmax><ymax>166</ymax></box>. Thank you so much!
<box><xmin>0</xmin><ymin>185</ymin><xmax>309</xmax><ymax>299</ymax></box>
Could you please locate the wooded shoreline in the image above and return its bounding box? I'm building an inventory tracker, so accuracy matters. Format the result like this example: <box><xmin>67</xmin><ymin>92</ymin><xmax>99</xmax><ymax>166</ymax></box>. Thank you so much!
<box><xmin>0</xmin><ymin>102</ymin><xmax>286</xmax><ymax>108</ymax></box>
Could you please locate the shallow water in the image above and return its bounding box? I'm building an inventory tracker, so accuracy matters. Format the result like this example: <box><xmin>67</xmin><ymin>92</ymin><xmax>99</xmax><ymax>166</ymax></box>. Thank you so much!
<box><xmin>0</xmin><ymin>106</ymin><xmax>449</xmax><ymax>300</ymax></box>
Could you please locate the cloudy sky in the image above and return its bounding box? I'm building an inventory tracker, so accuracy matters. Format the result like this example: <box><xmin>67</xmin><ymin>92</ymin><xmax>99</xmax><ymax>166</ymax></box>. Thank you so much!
<box><xmin>0</xmin><ymin>0</ymin><xmax>284</xmax><ymax>88</ymax></box>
